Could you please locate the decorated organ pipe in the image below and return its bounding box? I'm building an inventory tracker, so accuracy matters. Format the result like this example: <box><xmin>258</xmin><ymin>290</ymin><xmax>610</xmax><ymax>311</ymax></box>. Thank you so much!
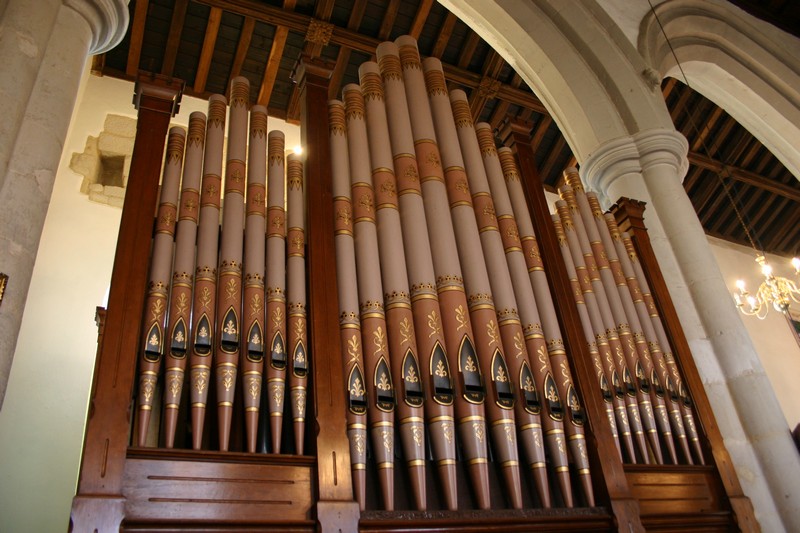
<box><xmin>560</xmin><ymin>183</ymin><xmax>677</xmax><ymax>465</ymax></box>
<box><xmin>381</xmin><ymin>37</ymin><xmax>487</xmax><ymax>510</ymax></box>
<box><xmin>287</xmin><ymin>154</ymin><xmax>308</xmax><ymax>456</ymax></box>
<box><xmin>265</xmin><ymin>130</ymin><xmax>288</xmax><ymax>453</ymax></box>
<box><xmin>595</xmin><ymin>204</ymin><xmax>692</xmax><ymax>463</ymax></box>
<box><xmin>565</xmin><ymin>181</ymin><xmax>680</xmax><ymax>464</ymax></box>
<box><xmin>329</xmin><ymin>100</ymin><xmax>369</xmax><ymax>510</ymax></box>
<box><xmin>136</xmin><ymin>126</ymin><xmax>185</xmax><ymax>447</ymax></box>
<box><xmin>424</xmin><ymin>59</ymin><xmax>524</xmax><ymax>510</ymax></box>
<box><xmin>539</xmin><ymin>198</ymin><xmax>628</xmax><ymax>462</ymax></box>
<box><xmin>190</xmin><ymin>94</ymin><xmax>226</xmax><ymax>450</ymax></box>
<box><xmin>162</xmin><ymin>112</ymin><xmax>206</xmax><ymax>448</ymax></box>
<box><xmin>553</xmin><ymin>205</ymin><xmax>650</xmax><ymax>463</ymax></box>
<box><xmin>497</xmin><ymin>148</ymin><xmax>627</xmax><ymax>469</ymax></box>
<box><xmin>359</xmin><ymin>60</ymin><xmax>432</xmax><ymax>511</ymax></box>
<box><xmin>214</xmin><ymin>77</ymin><xmax>249</xmax><ymax>452</ymax></box>
<box><xmin>475</xmin><ymin>122</ymin><xmax>589</xmax><ymax>508</ymax></box>
<box><xmin>451</xmin><ymin>99</ymin><xmax>554</xmax><ymax>508</ymax></box>
<box><xmin>606</xmin><ymin>211</ymin><xmax>705</xmax><ymax>464</ymax></box>
<box><xmin>557</xmin><ymin>188</ymin><xmax>668</xmax><ymax>465</ymax></box>
<box><xmin>241</xmin><ymin>105</ymin><xmax>268</xmax><ymax>454</ymax></box>
<box><xmin>343</xmin><ymin>83</ymin><xmax>397</xmax><ymax>510</ymax></box>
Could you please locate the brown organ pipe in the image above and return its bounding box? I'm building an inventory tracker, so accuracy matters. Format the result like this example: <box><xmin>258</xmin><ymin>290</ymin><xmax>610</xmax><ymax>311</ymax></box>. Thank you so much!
<box><xmin>596</xmin><ymin>204</ymin><xmax>693</xmax><ymax>464</ymax></box>
<box><xmin>328</xmin><ymin>100</ymin><xmax>368</xmax><ymax>510</ymax></box>
<box><xmin>554</xmin><ymin>205</ymin><xmax>650</xmax><ymax>463</ymax></box>
<box><xmin>454</xmin><ymin>106</ymin><xmax>555</xmax><ymax>509</ymax></box>
<box><xmin>343</xmin><ymin>84</ymin><xmax>396</xmax><ymax>510</ymax></box>
<box><xmin>557</xmin><ymin>190</ymin><xmax>664</xmax><ymax>465</ymax></box>
<box><xmin>136</xmin><ymin>126</ymin><xmax>185</xmax><ymax>447</ymax></box>
<box><xmin>424</xmin><ymin>59</ymin><xmax>523</xmax><ymax>510</ymax></box>
<box><xmin>215</xmin><ymin>77</ymin><xmax>249</xmax><ymax>452</ymax></box>
<box><xmin>571</xmin><ymin>184</ymin><xmax>681</xmax><ymax>463</ymax></box>
<box><xmin>266</xmin><ymin>130</ymin><xmax>288</xmax><ymax>453</ymax></box>
<box><xmin>360</xmin><ymin>59</ymin><xmax>437</xmax><ymax>510</ymax></box>
<box><xmin>163</xmin><ymin>113</ymin><xmax>206</xmax><ymax>448</ymax></box>
<box><xmin>620</xmin><ymin>229</ymin><xmax>705</xmax><ymax>464</ymax></box>
<box><xmin>497</xmin><ymin>149</ymin><xmax>628</xmax><ymax>464</ymax></box>
<box><xmin>562</xmin><ymin>179</ymin><xmax>677</xmax><ymax>464</ymax></box>
<box><xmin>376</xmin><ymin>43</ymin><xmax>459</xmax><ymax>512</ymax></box>
<box><xmin>240</xmin><ymin>106</ymin><xmax>268</xmax><ymax>453</ymax></box>
<box><xmin>556</xmin><ymin>200</ymin><xmax>655</xmax><ymax>464</ymax></box>
<box><xmin>287</xmin><ymin>154</ymin><xmax>308</xmax><ymax>456</ymax></box>
<box><xmin>394</xmin><ymin>36</ymin><xmax>490</xmax><ymax>510</ymax></box>
<box><xmin>190</xmin><ymin>94</ymin><xmax>226</xmax><ymax>450</ymax></box>
<box><xmin>476</xmin><ymin>123</ymin><xmax>587</xmax><ymax>508</ymax></box>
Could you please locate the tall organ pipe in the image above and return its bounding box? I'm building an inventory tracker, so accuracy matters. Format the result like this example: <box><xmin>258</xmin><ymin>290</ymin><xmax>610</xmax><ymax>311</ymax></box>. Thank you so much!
<box><xmin>451</xmin><ymin>101</ymin><xmax>555</xmax><ymax>508</ymax></box>
<box><xmin>214</xmin><ymin>77</ymin><xmax>249</xmax><ymax>452</ymax></box>
<box><xmin>329</xmin><ymin>100</ymin><xmax>369</xmax><ymax>509</ymax></box>
<box><xmin>136</xmin><ymin>126</ymin><xmax>185</xmax><ymax>447</ymax></box>
<box><xmin>385</xmin><ymin>37</ymin><xmax>489</xmax><ymax>509</ymax></box>
<box><xmin>343</xmin><ymin>84</ymin><xmax>397</xmax><ymax>510</ymax></box>
<box><xmin>240</xmin><ymin>106</ymin><xmax>268</xmax><ymax>453</ymax></box>
<box><xmin>190</xmin><ymin>94</ymin><xmax>226</xmax><ymax>450</ymax></box>
<box><xmin>423</xmin><ymin>58</ymin><xmax>523</xmax><ymax>509</ymax></box>
<box><xmin>265</xmin><ymin>131</ymin><xmax>288</xmax><ymax>453</ymax></box>
<box><xmin>287</xmin><ymin>154</ymin><xmax>309</xmax><ymax>456</ymax></box>
<box><xmin>497</xmin><ymin>149</ymin><xmax>629</xmax><ymax>465</ymax></box>
<box><xmin>555</xmin><ymin>203</ymin><xmax>651</xmax><ymax>463</ymax></box>
<box><xmin>476</xmin><ymin>123</ymin><xmax>594</xmax><ymax>507</ymax></box>
<box><xmin>163</xmin><ymin>113</ymin><xmax>205</xmax><ymax>448</ymax></box>
<box><xmin>595</xmin><ymin>204</ymin><xmax>691</xmax><ymax>463</ymax></box>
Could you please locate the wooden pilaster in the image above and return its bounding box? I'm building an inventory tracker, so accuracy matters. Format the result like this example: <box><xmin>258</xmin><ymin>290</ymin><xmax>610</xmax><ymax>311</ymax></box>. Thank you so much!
<box><xmin>502</xmin><ymin>120</ymin><xmax>644</xmax><ymax>533</ymax></box>
<box><xmin>611</xmin><ymin>198</ymin><xmax>759</xmax><ymax>532</ymax></box>
<box><xmin>294</xmin><ymin>55</ymin><xmax>360</xmax><ymax>532</ymax></box>
<box><xmin>70</xmin><ymin>75</ymin><xmax>183</xmax><ymax>531</ymax></box>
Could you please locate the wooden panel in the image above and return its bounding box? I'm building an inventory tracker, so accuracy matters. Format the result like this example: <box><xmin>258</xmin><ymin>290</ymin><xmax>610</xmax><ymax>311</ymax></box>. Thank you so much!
<box><xmin>359</xmin><ymin>509</ymin><xmax>613</xmax><ymax>532</ymax></box>
<box><xmin>625</xmin><ymin>466</ymin><xmax>726</xmax><ymax>516</ymax></box>
<box><xmin>123</xmin><ymin>451</ymin><xmax>315</xmax><ymax>524</ymax></box>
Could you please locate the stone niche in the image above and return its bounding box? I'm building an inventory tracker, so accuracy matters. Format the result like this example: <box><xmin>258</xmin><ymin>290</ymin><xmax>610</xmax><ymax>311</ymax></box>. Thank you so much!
<box><xmin>70</xmin><ymin>114</ymin><xmax>136</xmax><ymax>208</ymax></box>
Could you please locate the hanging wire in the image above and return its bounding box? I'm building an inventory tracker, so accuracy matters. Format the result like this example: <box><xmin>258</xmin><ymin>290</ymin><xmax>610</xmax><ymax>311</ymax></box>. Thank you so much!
<box><xmin>646</xmin><ymin>0</ymin><xmax>764</xmax><ymax>255</ymax></box>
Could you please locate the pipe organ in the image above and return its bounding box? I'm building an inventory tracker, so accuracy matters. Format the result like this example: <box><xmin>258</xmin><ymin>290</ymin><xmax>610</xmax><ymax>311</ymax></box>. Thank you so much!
<box><xmin>71</xmin><ymin>37</ymin><xmax>757</xmax><ymax>532</ymax></box>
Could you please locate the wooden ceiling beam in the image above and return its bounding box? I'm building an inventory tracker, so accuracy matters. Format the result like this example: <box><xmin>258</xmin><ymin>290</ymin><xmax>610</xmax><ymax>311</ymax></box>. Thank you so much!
<box><xmin>328</xmin><ymin>0</ymin><xmax>368</xmax><ymax>99</ymax></box>
<box><xmin>378</xmin><ymin>0</ymin><xmax>401</xmax><ymax>41</ymax></box>
<box><xmin>193</xmin><ymin>7</ymin><xmax>223</xmax><ymax>94</ymax></box>
<box><xmin>229</xmin><ymin>16</ymin><xmax>255</xmax><ymax>83</ymax></box>
<box><xmin>750</xmin><ymin>196</ymin><xmax>788</xmax><ymax>247</ymax></box>
<box><xmin>661</xmin><ymin>77</ymin><xmax>678</xmax><ymax>100</ymax></box>
<box><xmin>669</xmin><ymin>85</ymin><xmax>692</xmax><ymax>123</ymax></box>
<box><xmin>456</xmin><ymin>32</ymin><xmax>480</xmax><ymax>69</ymax></box>
<box><xmin>489</xmin><ymin>73</ymin><xmax>522</xmax><ymax>129</ymax></box>
<box><xmin>196</xmin><ymin>0</ymin><xmax>548</xmax><ymax>113</ymax></box>
<box><xmin>690</xmin><ymin>105</ymin><xmax>723</xmax><ymax>152</ymax></box>
<box><xmin>408</xmin><ymin>0</ymin><xmax>434</xmax><ymax>40</ymax></box>
<box><xmin>688</xmin><ymin>152</ymin><xmax>800</xmax><ymax>202</ymax></box>
<box><xmin>161</xmin><ymin>0</ymin><xmax>189</xmax><ymax>77</ymax></box>
<box><xmin>705</xmin><ymin>116</ymin><xmax>737</xmax><ymax>158</ymax></box>
<box><xmin>431</xmin><ymin>12</ymin><xmax>456</xmax><ymax>58</ymax></box>
<box><xmin>530</xmin><ymin>115</ymin><xmax>552</xmax><ymax>154</ymax></box>
<box><xmin>257</xmin><ymin>26</ymin><xmax>289</xmax><ymax>107</ymax></box>
<box><xmin>126</xmin><ymin>0</ymin><xmax>150</xmax><ymax>77</ymax></box>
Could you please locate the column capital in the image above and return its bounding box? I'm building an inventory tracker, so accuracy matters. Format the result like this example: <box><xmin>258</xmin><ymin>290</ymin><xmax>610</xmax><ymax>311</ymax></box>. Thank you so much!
<box><xmin>64</xmin><ymin>0</ymin><xmax>129</xmax><ymax>55</ymax></box>
<box><xmin>579</xmin><ymin>128</ymin><xmax>689</xmax><ymax>201</ymax></box>
<box><xmin>633</xmin><ymin>128</ymin><xmax>689</xmax><ymax>178</ymax></box>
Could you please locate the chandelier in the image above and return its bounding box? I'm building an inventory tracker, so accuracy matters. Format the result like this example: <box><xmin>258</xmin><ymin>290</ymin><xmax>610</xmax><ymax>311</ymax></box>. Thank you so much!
<box><xmin>733</xmin><ymin>255</ymin><xmax>800</xmax><ymax>319</ymax></box>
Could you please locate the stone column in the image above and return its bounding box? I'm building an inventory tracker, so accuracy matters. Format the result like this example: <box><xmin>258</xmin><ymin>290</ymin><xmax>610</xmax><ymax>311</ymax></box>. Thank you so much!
<box><xmin>0</xmin><ymin>0</ymin><xmax>128</xmax><ymax>407</ymax></box>
<box><xmin>582</xmin><ymin>128</ymin><xmax>800</xmax><ymax>532</ymax></box>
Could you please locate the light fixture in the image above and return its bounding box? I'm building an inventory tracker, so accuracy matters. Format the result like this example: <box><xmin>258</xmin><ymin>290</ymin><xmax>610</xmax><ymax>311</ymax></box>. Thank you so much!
<box><xmin>733</xmin><ymin>255</ymin><xmax>800</xmax><ymax>319</ymax></box>
<box><xmin>293</xmin><ymin>145</ymin><xmax>303</xmax><ymax>155</ymax></box>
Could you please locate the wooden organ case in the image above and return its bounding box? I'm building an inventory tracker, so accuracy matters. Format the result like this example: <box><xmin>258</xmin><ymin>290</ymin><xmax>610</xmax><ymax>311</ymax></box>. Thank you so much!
<box><xmin>71</xmin><ymin>38</ymin><xmax>759</xmax><ymax>533</ymax></box>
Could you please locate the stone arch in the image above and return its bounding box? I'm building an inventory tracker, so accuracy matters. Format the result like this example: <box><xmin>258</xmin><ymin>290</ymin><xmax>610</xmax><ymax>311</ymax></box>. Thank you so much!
<box><xmin>639</xmin><ymin>0</ymin><xmax>800</xmax><ymax>179</ymax></box>
<box><xmin>439</xmin><ymin>0</ymin><xmax>675</xmax><ymax>164</ymax></box>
